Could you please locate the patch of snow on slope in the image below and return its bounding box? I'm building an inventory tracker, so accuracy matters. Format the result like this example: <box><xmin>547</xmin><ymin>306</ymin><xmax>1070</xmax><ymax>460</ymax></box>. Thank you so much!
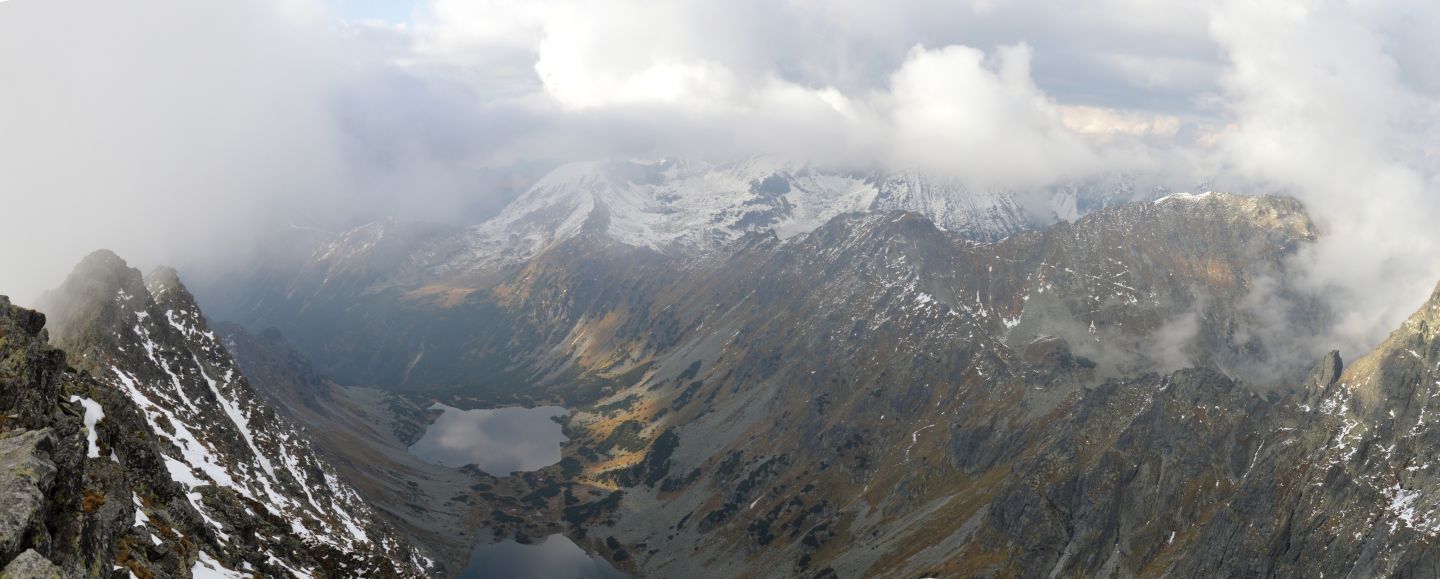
<box><xmin>191</xmin><ymin>551</ymin><xmax>245</xmax><ymax>579</ymax></box>
<box><xmin>69</xmin><ymin>395</ymin><xmax>104</xmax><ymax>458</ymax></box>
<box><xmin>132</xmin><ymin>493</ymin><xmax>150</xmax><ymax>527</ymax></box>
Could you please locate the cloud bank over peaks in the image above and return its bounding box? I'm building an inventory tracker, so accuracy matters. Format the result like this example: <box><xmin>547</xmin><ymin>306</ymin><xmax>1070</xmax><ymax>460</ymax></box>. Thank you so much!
<box><xmin>532</xmin><ymin>35</ymin><xmax>1170</xmax><ymax>188</ymax></box>
<box><xmin>407</xmin><ymin>0</ymin><xmax>1196</xmax><ymax>182</ymax></box>
<box><xmin>373</xmin><ymin>0</ymin><xmax>1440</xmax><ymax>367</ymax></box>
<box><xmin>3</xmin><ymin>0</ymin><xmax>1440</xmax><ymax>371</ymax></box>
<box><xmin>1207</xmin><ymin>0</ymin><xmax>1440</xmax><ymax>360</ymax></box>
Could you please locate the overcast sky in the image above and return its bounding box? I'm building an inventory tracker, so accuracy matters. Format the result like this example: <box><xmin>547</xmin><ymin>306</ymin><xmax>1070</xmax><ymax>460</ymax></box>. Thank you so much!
<box><xmin>2</xmin><ymin>0</ymin><xmax>1439</xmax><ymax>359</ymax></box>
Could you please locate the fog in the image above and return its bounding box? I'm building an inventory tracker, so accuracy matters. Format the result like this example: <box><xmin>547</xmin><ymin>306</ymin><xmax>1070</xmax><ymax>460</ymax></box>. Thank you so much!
<box><xmin>2</xmin><ymin>0</ymin><xmax>1439</xmax><ymax>367</ymax></box>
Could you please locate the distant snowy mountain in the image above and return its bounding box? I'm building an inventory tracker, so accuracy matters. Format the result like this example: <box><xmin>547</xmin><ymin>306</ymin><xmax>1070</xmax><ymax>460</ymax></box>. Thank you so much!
<box><xmin>448</xmin><ymin>159</ymin><xmax>875</xmax><ymax>274</ymax></box>
<box><xmin>202</xmin><ymin>157</ymin><xmax>1177</xmax><ymax>388</ymax></box>
<box><xmin>426</xmin><ymin>158</ymin><xmax>1164</xmax><ymax>280</ymax></box>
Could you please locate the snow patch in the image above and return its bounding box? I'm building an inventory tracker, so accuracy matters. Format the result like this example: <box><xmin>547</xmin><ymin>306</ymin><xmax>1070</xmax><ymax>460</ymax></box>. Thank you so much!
<box><xmin>69</xmin><ymin>395</ymin><xmax>105</xmax><ymax>458</ymax></box>
<box><xmin>192</xmin><ymin>551</ymin><xmax>245</xmax><ymax>579</ymax></box>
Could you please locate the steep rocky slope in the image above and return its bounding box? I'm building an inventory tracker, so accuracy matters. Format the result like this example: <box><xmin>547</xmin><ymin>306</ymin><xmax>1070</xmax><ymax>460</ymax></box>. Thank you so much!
<box><xmin>0</xmin><ymin>251</ymin><xmax>433</xmax><ymax>577</ymax></box>
<box><xmin>489</xmin><ymin>192</ymin><xmax>1329</xmax><ymax>577</ymax></box>
<box><xmin>199</xmin><ymin>160</ymin><xmax>1167</xmax><ymax>389</ymax></box>
<box><xmin>216</xmin><ymin>323</ymin><xmax>487</xmax><ymax>574</ymax></box>
<box><xmin>0</xmin><ymin>296</ymin><xmax>102</xmax><ymax>577</ymax></box>
<box><xmin>197</xmin><ymin>190</ymin><xmax>1398</xmax><ymax>577</ymax></box>
<box><xmin>433</xmin><ymin>193</ymin><xmax>1440</xmax><ymax>578</ymax></box>
<box><xmin>156</xmin><ymin>179</ymin><xmax>1440</xmax><ymax>577</ymax></box>
<box><xmin>1170</xmin><ymin>281</ymin><xmax>1440</xmax><ymax>577</ymax></box>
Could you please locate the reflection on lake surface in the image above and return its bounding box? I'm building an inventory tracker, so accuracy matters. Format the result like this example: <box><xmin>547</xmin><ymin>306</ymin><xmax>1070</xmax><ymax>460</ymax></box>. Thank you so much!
<box><xmin>464</xmin><ymin>534</ymin><xmax>627</xmax><ymax>579</ymax></box>
<box><xmin>408</xmin><ymin>403</ymin><xmax>568</xmax><ymax>474</ymax></box>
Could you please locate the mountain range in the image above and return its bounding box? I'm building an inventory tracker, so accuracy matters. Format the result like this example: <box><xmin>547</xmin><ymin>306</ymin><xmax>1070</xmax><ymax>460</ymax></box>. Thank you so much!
<box><xmin>5</xmin><ymin>159</ymin><xmax>1440</xmax><ymax>577</ymax></box>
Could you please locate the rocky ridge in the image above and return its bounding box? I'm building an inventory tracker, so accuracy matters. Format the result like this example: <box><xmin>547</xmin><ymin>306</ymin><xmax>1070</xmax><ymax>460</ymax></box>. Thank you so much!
<box><xmin>201</xmin><ymin>190</ymin><xmax>1399</xmax><ymax>577</ymax></box>
<box><xmin>501</xmin><ymin>192</ymin><xmax>1329</xmax><ymax>576</ymax></box>
<box><xmin>166</xmin><ymin>181</ymin><xmax>1440</xmax><ymax>577</ymax></box>
<box><xmin>443</xmin><ymin>193</ymin><xmax>1440</xmax><ymax>578</ymax></box>
<box><xmin>0</xmin><ymin>250</ymin><xmax>432</xmax><ymax>577</ymax></box>
<box><xmin>198</xmin><ymin>160</ymin><xmax>1169</xmax><ymax>382</ymax></box>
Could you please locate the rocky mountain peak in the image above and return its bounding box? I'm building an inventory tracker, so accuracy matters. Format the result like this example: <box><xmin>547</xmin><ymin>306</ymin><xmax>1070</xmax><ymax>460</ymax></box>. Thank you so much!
<box><xmin>1310</xmin><ymin>349</ymin><xmax>1345</xmax><ymax>389</ymax></box>
<box><xmin>0</xmin><ymin>294</ymin><xmax>46</xmax><ymax>339</ymax></box>
<box><xmin>0</xmin><ymin>295</ymin><xmax>62</xmax><ymax>433</ymax></box>
<box><xmin>1414</xmin><ymin>278</ymin><xmax>1440</xmax><ymax>326</ymax></box>
<box><xmin>69</xmin><ymin>248</ymin><xmax>132</xmax><ymax>280</ymax></box>
<box><xmin>1151</xmin><ymin>191</ymin><xmax>1316</xmax><ymax>239</ymax></box>
<box><xmin>142</xmin><ymin>265</ymin><xmax>183</xmax><ymax>295</ymax></box>
<box><xmin>25</xmin><ymin>251</ymin><xmax>433</xmax><ymax>576</ymax></box>
<box><xmin>1323</xmin><ymin>277</ymin><xmax>1440</xmax><ymax>417</ymax></box>
<box><xmin>799</xmin><ymin>210</ymin><xmax>950</xmax><ymax>255</ymax></box>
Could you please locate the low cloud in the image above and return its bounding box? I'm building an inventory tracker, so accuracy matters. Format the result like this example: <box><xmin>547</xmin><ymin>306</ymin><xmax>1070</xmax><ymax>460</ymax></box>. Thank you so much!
<box><xmin>2</xmin><ymin>0</ymin><xmax>1439</xmax><ymax>375</ymax></box>
<box><xmin>0</xmin><ymin>0</ymin><xmax>347</xmax><ymax>304</ymax></box>
<box><xmin>1149</xmin><ymin>309</ymin><xmax>1202</xmax><ymax>374</ymax></box>
<box><xmin>1208</xmin><ymin>0</ymin><xmax>1440</xmax><ymax>362</ymax></box>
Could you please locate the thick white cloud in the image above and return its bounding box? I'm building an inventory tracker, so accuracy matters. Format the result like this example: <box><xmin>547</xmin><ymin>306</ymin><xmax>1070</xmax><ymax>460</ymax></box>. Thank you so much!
<box><xmin>1208</xmin><ymin>0</ymin><xmax>1440</xmax><ymax>358</ymax></box>
<box><xmin>2</xmin><ymin>0</ymin><xmax>1439</xmax><ymax>367</ymax></box>
<box><xmin>407</xmin><ymin>0</ymin><xmax>1215</xmax><ymax>194</ymax></box>
<box><xmin>883</xmin><ymin>44</ymin><xmax>1099</xmax><ymax>187</ymax></box>
<box><xmin>0</xmin><ymin>0</ymin><xmax>349</xmax><ymax>304</ymax></box>
<box><xmin>429</xmin><ymin>0</ymin><xmax>1152</xmax><ymax>185</ymax></box>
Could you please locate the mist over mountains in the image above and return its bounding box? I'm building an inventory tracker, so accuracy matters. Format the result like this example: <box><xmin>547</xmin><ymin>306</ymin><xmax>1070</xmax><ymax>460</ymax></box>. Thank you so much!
<box><xmin>4</xmin><ymin>0</ymin><xmax>1440</xmax><ymax>364</ymax></box>
<box><xmin>6</xmin><ymin>0</ymin><xmax>1440</xmax><ymax>577</ymax></box>
<box><xmin>5</xmin><ymin>178</ymin><xmax>1440</xmax><ymax>577</ymax></box>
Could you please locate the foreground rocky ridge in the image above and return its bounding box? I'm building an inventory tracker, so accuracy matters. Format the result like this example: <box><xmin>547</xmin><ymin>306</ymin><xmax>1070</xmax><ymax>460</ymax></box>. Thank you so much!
<box><xmin>0</xmin><ymin>251</ymin><xmax>431</xmax><ymax>577</ymax></box>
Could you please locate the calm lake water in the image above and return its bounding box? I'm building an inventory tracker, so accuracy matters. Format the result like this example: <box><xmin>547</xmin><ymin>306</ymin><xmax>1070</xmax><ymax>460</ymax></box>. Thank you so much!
<box><xmin>463</xmin><ymin>534</ymin><xmax>627</xmax><ymax>579</ymax></box>
<box><xmin>411</xmin><ymin>405</ymin><xmax>623</xmax><ymax>577</ymax></box>
<box><xmin>408</xmin><ymin>403</ymin><xmax>569</xmax><ymax>475</ymax></box>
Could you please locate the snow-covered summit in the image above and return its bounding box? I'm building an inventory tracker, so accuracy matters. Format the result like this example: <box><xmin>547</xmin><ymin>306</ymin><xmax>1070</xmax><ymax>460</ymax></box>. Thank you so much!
<box><xmin>456</xmin><ymin>158</ymin><xmax>873</xmax><ymax>266</ymax></box>
<box><xmin>290</xmin><ymin>158</ymin><xmax>1169</xmax><ymax>292</ymax></box>
<box><xmin>443</xmin><ymin>158</ymin><xmax>1155</xmax><ymax>276</ymax></box>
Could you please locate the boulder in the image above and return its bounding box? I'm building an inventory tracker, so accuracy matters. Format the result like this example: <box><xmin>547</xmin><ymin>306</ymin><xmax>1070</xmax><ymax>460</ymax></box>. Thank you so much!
<box><xmin>0</xmin><ymin>430</ymin><xmax>56</xmax><ymax>562</ymax></box>
<box><xmin>0</xmin><ymin>549</ymin><xmax>63</xmax><ymax>579</ymax></box>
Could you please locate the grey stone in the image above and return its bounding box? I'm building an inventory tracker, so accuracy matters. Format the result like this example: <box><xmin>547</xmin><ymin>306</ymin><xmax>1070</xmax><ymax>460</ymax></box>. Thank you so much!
<box><xmin>0</xmin><ymin>549</ymin><xmax>62</xmax><ymax>579</ymax></box>
<box><xmin>0</xmin><ymin>431</ymin><xmax>56</xmax><ymax>562</ymax></box>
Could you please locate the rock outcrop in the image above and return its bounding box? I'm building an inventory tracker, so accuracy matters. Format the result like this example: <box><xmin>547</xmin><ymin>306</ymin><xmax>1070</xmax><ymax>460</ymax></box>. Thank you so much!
<box><xmin>0</xmin><ymin>250</ymin><xmax>434</xmax><ymax>577</ymax></box>
<box><xmin>126</xmin><ymin>188</ymin><xmax>1440</xmax><ymax>577</ymax></box>
<box><xmin>0</xmin><ymin>296</ymin><xmax>104</xmax><ymax>577</ymax></box>
<box><xmin>198</xmin><ymin>192</ymin><xmax>1357</xmax><ymax>576</ymax></box>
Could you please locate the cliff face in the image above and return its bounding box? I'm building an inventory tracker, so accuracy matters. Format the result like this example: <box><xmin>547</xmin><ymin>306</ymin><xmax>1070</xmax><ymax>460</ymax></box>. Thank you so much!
<box><xmin>1</xmin><ymin>292</ymin><xmax>205</xmax><ymax>578</ymax></box>
<box><xmin>0</xmin><ymin>250</ymin><xmax>433</xmax><ymax>577</ymax></box>
<box><xmin>83</xmin><ymin>187</ymin><xmax>1440</xmax><ymax>577</ymax></box>
<box><xmin>197</xmin><ymin>192</ymin><xmax>1368</xmax><ymax>576</ymax></box>
<box><xmin>0</xmin><ymin>295</ymin><xmax>91</xmax><ymax>577</ymax></box>
<box><xmin>487</xmin><ymin>196</ymin><xmax>1440</xmax><ymax>578</ymax></box>
<box><xmin>508</xmin><ymin>193</ymin><xmax>1332</xmax><ymax>577</ymax></box>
